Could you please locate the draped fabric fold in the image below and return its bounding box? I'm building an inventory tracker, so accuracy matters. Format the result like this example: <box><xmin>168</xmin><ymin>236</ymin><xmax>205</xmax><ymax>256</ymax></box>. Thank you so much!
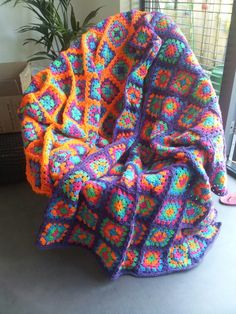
<box><xmin>19</xmin><ymin>10</ymin><xmax>227</xmax><ymax>278</ymax></box>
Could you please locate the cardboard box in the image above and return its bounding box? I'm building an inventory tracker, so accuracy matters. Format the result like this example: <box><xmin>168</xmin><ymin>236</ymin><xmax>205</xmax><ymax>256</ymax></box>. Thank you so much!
<box><xmin>0</xmin><ymin>62</ymin><xmax>32</xmax><ymax>134</ymax></box>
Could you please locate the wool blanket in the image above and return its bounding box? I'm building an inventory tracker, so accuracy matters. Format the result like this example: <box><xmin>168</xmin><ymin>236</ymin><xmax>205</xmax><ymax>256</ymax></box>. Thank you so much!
<box><xmin>19</xmin><ymin>10</ymin><xmax>228</xmax><ymax>278</ymax></box>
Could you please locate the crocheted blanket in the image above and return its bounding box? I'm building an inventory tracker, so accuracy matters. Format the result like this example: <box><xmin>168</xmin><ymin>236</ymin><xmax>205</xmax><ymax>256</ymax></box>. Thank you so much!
<box><xmin>19</xmin><ymin>10</ymin><xmax>227</xmax><ymax>279</ymax></box>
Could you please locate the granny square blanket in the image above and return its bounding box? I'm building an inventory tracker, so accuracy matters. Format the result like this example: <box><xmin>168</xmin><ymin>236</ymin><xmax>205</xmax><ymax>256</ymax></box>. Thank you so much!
<box><xmin>19</xmin><ymin>10</ymin><xmax>227</xmax><ymax>279</ymax></box>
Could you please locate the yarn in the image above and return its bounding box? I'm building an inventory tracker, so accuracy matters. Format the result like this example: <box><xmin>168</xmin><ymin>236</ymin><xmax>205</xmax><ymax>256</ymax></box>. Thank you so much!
<box><xmin>19</xmin><ymin>10</ymin><xmax>227</xmax><ymax>278</ymax></box>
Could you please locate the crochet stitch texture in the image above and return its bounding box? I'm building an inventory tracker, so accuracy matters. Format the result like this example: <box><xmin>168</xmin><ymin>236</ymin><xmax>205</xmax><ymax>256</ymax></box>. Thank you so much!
<box><xmin>19</xmin><ymin>10</ymin><xmax>227</xmax><ymax>278</ymax></box>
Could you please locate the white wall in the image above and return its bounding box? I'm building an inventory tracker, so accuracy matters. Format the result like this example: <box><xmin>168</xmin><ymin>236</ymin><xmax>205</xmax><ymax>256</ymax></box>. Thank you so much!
<box><xmin>73</xmin><ymin>0</ymin><xmax>120</xmax><ymax>23</ymax></box>
<box><xmin>0</xmin><ymin>0</ymin><xmax>121</xmax><ymax>63</ymax></box>
<box><xmin>0</xmin><ymin>6</ymin><xmax>35</xmax><ymax>62</ymax></box>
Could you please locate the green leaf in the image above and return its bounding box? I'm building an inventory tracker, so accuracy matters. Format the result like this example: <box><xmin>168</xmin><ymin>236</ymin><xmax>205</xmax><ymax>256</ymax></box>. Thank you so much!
<box><xmin>18</xmin><ymin>23</ymin><xmax>49</xmax><ymax>39</ymax></box>
<box><xmin>30</xmin><ymin>51</ymin><xmax>52</xmax><ymax>56</ymax></box>
<box><xmin>46</xmin><ymin>34</ymin><xmax>54</xmax><ymax>53</ymax></box>
<box><xmin>62</xmin><ymin>10</ymin><xmax>68</xmax><ymax>30</ymax></box>
<box><xmin>1</xmin><ymin>0</ymin><xmax>21</xmax><ymax>6</ymax></box>
<box><xmin>1</xmin><ymin>0</ymin><xmax>12</xmax><ymax>6</ymax></box>
<box><xmin>55</xmin><ymin>34</ymin><xmax>65</xmax><ymax>48</ymax></box>
<box><xmin>59</xmin><ymin>0</ymin><xmax>71</xmax><ymax>11</ymax></box>
<box><xmin>23</xmin><ymin>37</ymin><xmax>45</xmax><ymax>45</ymax></box>
<box><xmin>24</xmin><ymin>4</ymin><xmax>49</xmax><ymax>25</ymax></box>
<box><xmin>82</xmin><ymin>7</ymin><xmax>102</xmax><ymax>27</ymax></box>
<box><xmin>70</xmin><ymin>4</ymin><xmax>77</xmax><ymax>31</ymax></box>
<box><xmin>82</xmin><ymin>23</ymin><xmax>95</xmax><ymax>29</ymax></box>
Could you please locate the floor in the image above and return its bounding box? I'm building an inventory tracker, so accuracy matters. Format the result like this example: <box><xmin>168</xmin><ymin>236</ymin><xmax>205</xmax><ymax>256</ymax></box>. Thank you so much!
<box><xmin>0</xmin><ymin>176</ymin><xmax>236</xmax><ymax>314</ymax></box>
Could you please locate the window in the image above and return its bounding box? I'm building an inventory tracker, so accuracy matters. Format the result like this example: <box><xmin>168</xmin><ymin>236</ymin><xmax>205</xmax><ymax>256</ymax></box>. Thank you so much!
<box><xmin>138</xmin><ymin>1</ymin><xmax>236</xmax><ymax>176</ymax></box>
<box><xmin>140</xmin><ymin>0</ymin><xmax>234</xmax><ymax>96</ymax></box>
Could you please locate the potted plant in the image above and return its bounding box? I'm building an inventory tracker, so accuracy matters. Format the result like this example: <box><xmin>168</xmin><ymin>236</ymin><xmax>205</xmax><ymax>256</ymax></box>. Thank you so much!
<box><xmin>1</xmin><ymin>0</ymin><xmax>101</xmax><ymax>61</ymax></box>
